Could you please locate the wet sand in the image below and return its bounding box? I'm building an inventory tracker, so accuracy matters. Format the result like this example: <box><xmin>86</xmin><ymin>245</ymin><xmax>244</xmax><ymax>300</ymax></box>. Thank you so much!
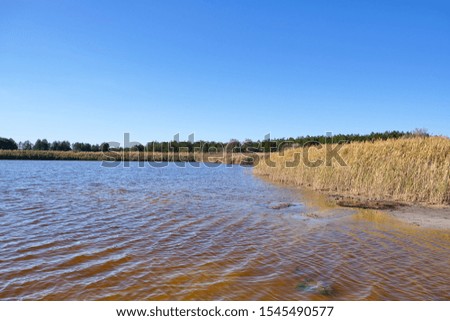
<box><xmin>327</xmin><ymin>195</ymin><xmax>450</xmax><ymax>229</ymax></box>
<box><xmin>255</xmin><ymin>168</ymin><xmax>450</xmax><ymax>230</ymax></box>
<box><xmin>307</xmin><ymin>202</ymin><xmax>450</xmax><ymax>230</ymax></box>
<box><xmin>386</xmin><ymin>205</ymin><xmax>450</xmax><ymax>229</ymax></box>
<box><xmin>266</xmin><ymin>182</ymin><xmax>450</xmax><ymax>230</ymax></box>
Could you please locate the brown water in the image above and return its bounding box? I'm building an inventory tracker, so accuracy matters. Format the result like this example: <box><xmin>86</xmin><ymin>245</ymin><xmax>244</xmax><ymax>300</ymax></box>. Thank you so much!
<box><xmin>0</xmin><ymin>160</ymin><xmax>449</xmax><ymax>300</ymax></box>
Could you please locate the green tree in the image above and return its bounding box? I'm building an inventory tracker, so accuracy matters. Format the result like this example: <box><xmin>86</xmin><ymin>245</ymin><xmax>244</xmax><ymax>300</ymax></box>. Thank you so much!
<box><xmin>131</xmin><ymin>144</ymin><xmax>145</xmax><ymax>152</ymax></box>
<box><xmin>0</xmin><ymin>137</ymin><xmax>18</xmax><ymax>150</ymax></box>
<box><xmin>34</xmin><ymin>138</ymin><xmax>50</xmax><ymax>150</ymax></box>
<box><xmin>22</xmin><ymin>140</ymin><xmax>33</xmax><ymax>150</ymax></box>
<box><xmin>100</xmin><ymin>142</ymin><xmax>110</xmax><ymax>152</ymax></box>
<box><xmin>50</xmin><ymin>140</ymin><xmax>71</xmax><ymax>151</ymax></box>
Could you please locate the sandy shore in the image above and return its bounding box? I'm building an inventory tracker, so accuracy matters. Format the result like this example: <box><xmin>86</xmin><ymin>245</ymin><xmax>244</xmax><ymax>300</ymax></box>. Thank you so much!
<box><xmin>330</xmin><ymin>195</ymin><xmax>450</xmax><ymax>229</ymax></box>
<box><xmin>306</xmin><ymin>201</ymin><xmax>450</xmax><ymax>230</ymax></box>
<box><xmin>256</xmin><ymin>175</ymin><xmax>450</xmax><ymax>230</ymax></box>
<box><xmin>385</xmin><ymin>205</ymin><xmax>450</xmax><ymax>229</ymax></box>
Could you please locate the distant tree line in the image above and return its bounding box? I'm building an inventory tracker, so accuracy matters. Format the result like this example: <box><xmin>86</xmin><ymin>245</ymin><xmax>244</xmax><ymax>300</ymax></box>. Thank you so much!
<box><xmin>0</xmin><ymin>138</ymin><xmax>109</xmax><ymax>152</ymax></box>
<box><xmin>0</xmin><ymin>130</ymin><xmax>430</xmax><ymax>151</ymax></box>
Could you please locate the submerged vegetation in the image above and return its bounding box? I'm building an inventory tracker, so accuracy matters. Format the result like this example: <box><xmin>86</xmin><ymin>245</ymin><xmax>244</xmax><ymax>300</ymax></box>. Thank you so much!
<box><xmin>254</xmin><ymin>136</ymin><xmax>450</xmax><ymax>205</ymax></box>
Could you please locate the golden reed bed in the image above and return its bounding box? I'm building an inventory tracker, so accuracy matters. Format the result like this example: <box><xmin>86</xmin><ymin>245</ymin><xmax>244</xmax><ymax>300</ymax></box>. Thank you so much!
<box><xmin>254</xmin><ymin>137</ymin><xmax>450</xmax><ymax>205</ymax></box>
<box><xmin>0</xmin><ymin>150</ymin><xmax>255</xmax><ymax>165</ymax></box>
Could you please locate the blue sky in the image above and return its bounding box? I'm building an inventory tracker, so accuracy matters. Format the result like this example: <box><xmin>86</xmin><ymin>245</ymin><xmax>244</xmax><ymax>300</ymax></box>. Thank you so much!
<box><xmin>1</xmin><ymin>0</ymin><xmax>449</xmax><ymax>144</ymax></box>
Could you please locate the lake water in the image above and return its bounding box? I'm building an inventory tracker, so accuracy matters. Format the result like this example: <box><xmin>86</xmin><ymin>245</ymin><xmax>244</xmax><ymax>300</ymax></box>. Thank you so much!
<box><xmin>0</xmin><ymin>160</ymin><xmax>449</xmax><ymax>300</ymax></box>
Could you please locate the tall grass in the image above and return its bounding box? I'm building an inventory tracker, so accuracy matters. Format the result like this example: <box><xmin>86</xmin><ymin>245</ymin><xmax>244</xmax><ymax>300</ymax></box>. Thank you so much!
<box><xmin>0</xmin><ymin>150</ymin><xmax>255</xmax><ymax>165</ymax></box>
<box><xmin>254</xmin><ymin>137</ymin><xmax>450</xmax><ymax>205</ymax></box>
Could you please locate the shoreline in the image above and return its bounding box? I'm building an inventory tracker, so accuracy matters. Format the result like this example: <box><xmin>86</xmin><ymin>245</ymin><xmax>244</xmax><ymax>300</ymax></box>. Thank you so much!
<box><xmin>253</xmin><ymin>137</ymin><xmax>449</xmax><ymax>227</ymax></box>
<box><xmin>256</xmin><ymin>174</ymin><xmax>450</xmax><ymax>230</ymax></box>
<box><xmin>329</xmin><ymin>194</ymin><xmax>450</xmax><ymax>229</ymax></box>
<box><xmin>2</xmin><ymin>150</ymin><xmax>449</xmax><ymax>229</ymax></box>
<box><xmin>318</xmin><ymin>193</ymin><xmax>450</xmax><ymax>230</ymax></box>
<box><xmin>385</xmin><ymin>205</ymin><xmax>450</xmax><ymax>230</ymax></box>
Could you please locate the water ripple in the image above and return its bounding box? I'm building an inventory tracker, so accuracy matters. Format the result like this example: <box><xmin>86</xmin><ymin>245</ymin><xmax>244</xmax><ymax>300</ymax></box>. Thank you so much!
<box><xmin>0</xmin><ymin>161</ymin><xmax>449</xmax><ymax>300</ymax></box>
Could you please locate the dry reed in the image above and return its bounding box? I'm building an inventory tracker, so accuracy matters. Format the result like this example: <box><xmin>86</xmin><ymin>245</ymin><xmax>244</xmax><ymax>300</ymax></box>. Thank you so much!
<box><xmin>0</xmin><ymin>150</ymin><xmax>255</xmax><ymax>165</ymax></box>
<box><xmin>253</xmin><ymin>137</ymin><xmax>450</xmax><ymax>205</ymax></box>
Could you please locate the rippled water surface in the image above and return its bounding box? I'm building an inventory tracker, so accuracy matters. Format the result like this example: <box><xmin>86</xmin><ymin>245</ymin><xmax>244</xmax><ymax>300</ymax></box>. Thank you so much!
<box><xmin>0</xmin><ymin>160</ymin><xmax>449</xmax><ymax>300</ymax></box>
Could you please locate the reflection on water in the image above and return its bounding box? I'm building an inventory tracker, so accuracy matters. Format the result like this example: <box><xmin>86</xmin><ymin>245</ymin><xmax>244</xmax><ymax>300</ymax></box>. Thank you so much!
<box><xmin>0</xmin><ymin>160</ymin><xmax>448</xmax><ymax>300</ymax></box>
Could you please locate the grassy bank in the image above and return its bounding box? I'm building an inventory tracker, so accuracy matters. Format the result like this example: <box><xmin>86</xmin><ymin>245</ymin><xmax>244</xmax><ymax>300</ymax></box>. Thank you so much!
<box><xmin>0</xmin><ymin>150</ymin><xmax>256</xmax><ymax>165</ymax></box>
<box><xmin>254</xmin><ymin>137</ymin><xmax>450</xmax><ymax>205</ymax></box>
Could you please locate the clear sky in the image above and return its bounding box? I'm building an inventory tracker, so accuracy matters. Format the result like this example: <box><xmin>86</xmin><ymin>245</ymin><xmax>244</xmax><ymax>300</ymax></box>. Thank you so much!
<box><xmin>1</xmin><ymin>0</ymin><xmax>449</xmax><ymax>144</ymax></box>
